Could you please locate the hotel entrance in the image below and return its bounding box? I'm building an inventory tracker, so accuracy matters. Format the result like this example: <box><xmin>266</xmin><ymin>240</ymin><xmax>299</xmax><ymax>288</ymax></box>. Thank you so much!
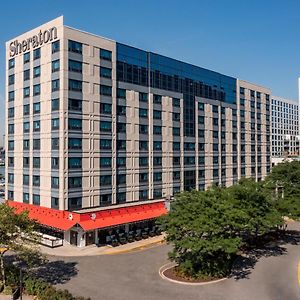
<box><xmin>70</xmin><ymin>230</ymin><xmax>78</xmax><ymax>246</ymax></box>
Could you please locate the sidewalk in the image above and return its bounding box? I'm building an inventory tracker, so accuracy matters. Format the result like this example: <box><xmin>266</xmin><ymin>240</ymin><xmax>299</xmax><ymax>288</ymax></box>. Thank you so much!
<box><xmin>0</xmin><ymin>295</ymin><xmax>33</xmax><ymax>300</ymax></box>
<box><xmin>40</xmin><ymin>234</ymin><xmax>166</xmax><ymax>257</ymax></box>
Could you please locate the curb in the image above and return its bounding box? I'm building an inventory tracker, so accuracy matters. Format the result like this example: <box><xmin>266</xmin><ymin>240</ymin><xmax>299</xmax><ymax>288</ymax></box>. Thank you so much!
<box><xmin>105</xmin><ymin>239</ymin><xmax>165</xmax><ymax>255</ymax></box>
<box><xmin>159</xmin><ymin>262</ymin><xmax>228</xmax><ymax>286</ymax></box>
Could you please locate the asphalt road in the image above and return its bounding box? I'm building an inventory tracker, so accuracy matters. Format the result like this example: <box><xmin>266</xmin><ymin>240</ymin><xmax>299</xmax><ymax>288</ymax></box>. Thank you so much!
<box><xmin>48</xmin><ymin>224</ymin><xmax>300</xmax><ymax>300</ymax></box>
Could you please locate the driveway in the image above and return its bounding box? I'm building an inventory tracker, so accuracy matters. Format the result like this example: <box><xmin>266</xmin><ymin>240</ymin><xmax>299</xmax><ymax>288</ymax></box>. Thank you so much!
<box><xmin>47</xmin><ymin>223</ymin><xmax>300</xmax><ymax>300</ymax></box>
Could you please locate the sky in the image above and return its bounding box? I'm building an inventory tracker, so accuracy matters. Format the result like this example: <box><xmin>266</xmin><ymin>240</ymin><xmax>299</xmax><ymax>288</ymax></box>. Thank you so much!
<box><xmin>0</xmin><ymin>0</ymin><xmax>300</xmax><ymax>146</ymax></box>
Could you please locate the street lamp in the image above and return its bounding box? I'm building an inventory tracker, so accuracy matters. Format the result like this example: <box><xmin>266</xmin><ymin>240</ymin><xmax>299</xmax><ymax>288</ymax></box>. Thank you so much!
<box><xmin>12</xmin><ymin>261</ymin><xmax>24</xmax><ymax>300</ymax></box>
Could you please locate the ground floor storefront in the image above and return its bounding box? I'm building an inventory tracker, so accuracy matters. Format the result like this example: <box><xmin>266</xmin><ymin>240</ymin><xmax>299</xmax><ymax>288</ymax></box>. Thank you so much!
<box><xmin>7</xmin><ymin>199</ymin><xmax>167</xmax><ymax>247</ymax></box>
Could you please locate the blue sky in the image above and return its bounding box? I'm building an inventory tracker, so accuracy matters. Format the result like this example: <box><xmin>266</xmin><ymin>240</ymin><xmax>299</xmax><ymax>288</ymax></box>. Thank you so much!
<box><xmin>0</xmin><ymin>0</ymin><xmax>300</xmax><ymax>146</ymax></box>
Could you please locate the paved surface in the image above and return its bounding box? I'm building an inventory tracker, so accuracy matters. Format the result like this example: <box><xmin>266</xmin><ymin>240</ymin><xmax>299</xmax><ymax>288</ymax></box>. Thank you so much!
<box><xmin>45</xmin><ymin>222</ymin><xmax>300</xmax><ymax>300</ymax></box>
<box><xmin>40</xmin><ymin>234</ymin><xmax>165</xmax><ymax>257</ymax></box>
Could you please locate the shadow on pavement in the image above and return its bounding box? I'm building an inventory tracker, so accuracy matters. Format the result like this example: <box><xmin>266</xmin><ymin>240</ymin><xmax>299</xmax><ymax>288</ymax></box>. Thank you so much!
<box><xmin>32</xmin><ymin>260</ymin><xmax>78</xmax><ymax>285</ymax></box>
<box><xmin>230</xmin><ymin>229</ymin><xmax>300</xmax><ymax>281</ymax></box>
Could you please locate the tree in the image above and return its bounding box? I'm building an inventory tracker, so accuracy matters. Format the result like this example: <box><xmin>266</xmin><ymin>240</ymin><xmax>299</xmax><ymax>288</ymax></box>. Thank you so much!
<box><xmin>0</xmin><ymin>204</ymin><xmax>43</xmax><ymax>286</ymax></box>
<box><xmin>158</xmin><ymin>187</ymin><xmax>244</xmax><ymax>279</ymax></box>
<box><xmin>264</xmin><ymin>161</ymin><xmax>300</xmax><ymax>218</ymax></box>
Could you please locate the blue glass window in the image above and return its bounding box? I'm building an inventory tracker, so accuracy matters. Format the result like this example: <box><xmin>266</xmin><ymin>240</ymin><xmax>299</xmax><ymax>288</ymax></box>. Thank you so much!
<box><xmin>139</xmin><ymin>157</ymin><xmax>148</xmax><ymax>166</ymax></box>
<box><xmin>68</xmin><ymin>118</ymin><xmax>82</xmax><ymax>130</ymax></box>
<box><xmin>52</xmin><ymin>79</ymin><xmax>59</xmax><ymax>92</ymax></box>
<box><xmin>8</xmin><ymin>74</ymin><xmax>14</xmax><ymax>85</ymax></box>
<box><xmin>52</xmin><ymin>118</ymin><xmax>59</xmax><ymax>130</ymax></box>
<box><xmin>153</xmin><ymin>141</ymin><xmax>162</xmax><ymax>150</ymax></box>
<box><xmin>100</xmin><ymin>103</ymin><xmax>112</xmax><ymax>114</ymax></box>
<box><xmin>33</xmin><ymin>66</ymin><xmax>40</xmax><ymax>78</ymax></box>
<box><xmin>8</xmin><ymin>58</ymin><xmax>15</xmax><ymax>69</ymax></box>
<box><xmin>33</xmin><ymin>48</ymin><xmax>41</xmax><ymax>60</ymax></box>
<box><xmin>8</xmin><ymin>91</ymin><xmax>15</xmax><ymax>101</ymax></box>
<box><xmin>33</xmin><ymin>84</ymin><xmax>41</xmax><ymax>95</ymax></box>
<box><xmin>33</xmin><ymin>121</ymin><xmax>40</xmax><ymax>132</ymax></box>
<box><xmin>100</xmin><ymin>67</ymin><xmax>111</xmax><ymax>78</ymax></box>
<box><xmin>51</xmin><ymin>177</ymin><xmax>59</xmax><ymax>188</ymax></box>
<box><xmin>23</xmin><ymin>87</ymin><xmax>30</xmax><ymax>98</ymax></box>
<box><xmin>100</xmin><ymin>157</ymin><xmax>112</xmax><ymax>167</ymax></box>
<box><xmin>117</xmin><ymin>88</ymin><xmax>126</xmax><ymax>99</ymax></box>
<box><xmin>23</xmin><ymin>122</ymin><xmax>29</xmax><ymax>133</ymax></box>
<box><xmin>68</xmin><ymin>138</ymin><xmax>82</xmax><ymax>149</ymax></box>
<box><xmin>69</xmin><ymin>157</ymin><xmax>82</xmax><ymax>169</ymax></box>
<box><xmin>52</xmin><ymin>60</ymin><xmax>60</xmax><ymax>72</ymax></box>
<box><xmin>100</xmin><ymin>139</ymin><xmax>112</xmax><ymax>150</ymax></box>
<box><xmin>100</xmin><ymin>121</ymin><xmax>112</xmax><ymax>132</ymax></box>
<box><xmin>69</xmin><ymin>59</ymin><xmax>82</xmax><ymax>73</ymax></box>
<box><xmin>69</xmin><ymin>79</ymin><xmax>82</xmax><ymax>92</ymax></box>
<box><xmin>52</xmin><ymin>98</ymin><xmax>59</xmax><ymax>111</ymax></box>
<box><xmin>68</xmin><ymin>177</ymin><xmax>82</xmax><ymax>188</ymax></box>
<box><xmin>100</xmin><ymin>85</ymin><xmax>112</xmax><ymax>96</ymax></box>
<box><xmin>23</xmin><ymin>52</ymin><xmax>30</xmax><ymax>64</ymax></box>
<box><xmin>100</xmin><ymin>49</ymin><xmax>112</xmax><ymax>61</ymax></box>
<box><xmin>52</xmin><ymin>40</ymin><xmax>60</xmax><ymax>53</ymax></box>
<box><xmin>23</xmin><ymin>193</ymin><xmax>29</xmax><ymax>204</ymax></box>
<box><xmin>33</xmin><ymin>194</ymin><xmax>40</xmax><ymax>205</ymax></box>
<box><xmin>100</xmin><ymin>175</ymin><xmax>112</xmax><ymax>185</ymax></box>
<box><xmin>68</xmin><ymin>40</ymin><xmax>82</xmax><ymax>54</ymax></box>
<box><xmin>139</xmin><ymin>108</ymin><xmax>148</xmax><ymax>118</ymax></box>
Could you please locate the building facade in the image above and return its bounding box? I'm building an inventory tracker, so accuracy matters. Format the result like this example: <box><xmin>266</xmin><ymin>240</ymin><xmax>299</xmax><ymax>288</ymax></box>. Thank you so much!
<box><xmin>271</xmin><ymin>96</ymin><xmax>299</xmax><ymax>161</ymax></box>
<box><xmin>5</xmin><ymin>17</ymin><xmax>271</xmax><ymax>246</ymax></box>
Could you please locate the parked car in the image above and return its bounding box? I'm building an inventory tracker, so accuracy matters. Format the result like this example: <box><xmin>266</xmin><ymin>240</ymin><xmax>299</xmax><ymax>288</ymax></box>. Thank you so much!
<box><xmin>126</xmin><ymin>231</ymin><xmax>134</xmax><ymax>243</ymax></box>
<box><xmin>142</xmin><ymin>228</ymin><xmax>149</xmax><ymax>239</ymax></box>
<box><xmin>118</xmin><ymin>233</ymin><xmax>127</xmax><ymax>244</ymax></box>
<box><xmin>135</xmin><ymin>229</ymin><xmax>142</xmax><ymax>241</ymax></box>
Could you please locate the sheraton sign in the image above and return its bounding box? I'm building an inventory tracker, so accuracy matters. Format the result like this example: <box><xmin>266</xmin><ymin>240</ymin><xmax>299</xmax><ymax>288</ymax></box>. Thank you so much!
<box><xmin>9</xmin><ymin>27</ymin><xmax>58</xmax><ymax>58</ymax></box>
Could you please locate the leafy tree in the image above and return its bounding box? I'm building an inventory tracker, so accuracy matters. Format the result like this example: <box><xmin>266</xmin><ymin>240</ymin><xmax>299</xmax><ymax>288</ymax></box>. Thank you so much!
<box><xmin>0</xmin><ymin>204</ymin><xmax>43</xmax><ymax>286</ymax></box>
<box><xmin>158</xmin><ymin>187</ymin><xmax>243</xmax><ymax>279</ymax></box>
<box><xmin>159</xmin><ymin>179</ymin><xmax>283</xmax><ymax>279</ymax></box>
<box><xmin>264</xmin><ymin>161</ymin><xmax>300</xmax><ymax>218</ymax></box>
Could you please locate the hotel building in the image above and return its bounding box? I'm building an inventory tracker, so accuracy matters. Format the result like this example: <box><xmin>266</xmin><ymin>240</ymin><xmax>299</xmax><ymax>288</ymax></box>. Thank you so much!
<box><xmin>5</xmin><ymin>17</ymin><xmax>271</xmax><ymax>246</ymax></box>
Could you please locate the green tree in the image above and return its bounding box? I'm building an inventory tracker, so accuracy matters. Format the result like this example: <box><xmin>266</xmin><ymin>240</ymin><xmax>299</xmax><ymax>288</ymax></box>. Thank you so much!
<box><xmin>264</xmin><ymin>161</ymin><xmax>300</xmax><ymax>218</ymax></box>
<box><xmin>0</xmin><ymin>204</ymin><xmax>42</xmax><ymax>286</ymax></box>
<box><xmin>159</xmin><ymin>187</ymin><xmax>244</xmax><ymax>279</ymax></box>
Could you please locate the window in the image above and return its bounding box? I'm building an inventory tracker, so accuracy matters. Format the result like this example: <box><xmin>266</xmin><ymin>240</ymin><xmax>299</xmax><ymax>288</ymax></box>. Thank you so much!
<box><xmin>33</xmin><ymin>175</ymin><xmax>40</xmax><ymax>186</ymax></box>
<box><xmin>139</xmin><ymin>157</ymin><xmax>148</xmax><ymax>166</ymax></box>
<box><xmin>51</xmin><ymin>197</ymin><xmax>59</xmax><ymax>209</ymax></box>
<box><xmin>173</xmin><ymin>98</ymin><xmax>180</xmax><ymax>107</ymax></box>
<box><xmin>8</xmin><ymin>74</ymin><xmax>14</xmax><ymax>85</ymax></box>
<box><xmin>33</xmin><ymin>102</ymin><xmax>40</xmax><ymax>114</ymax></box>
<box><xmin>68</xmin><ymin>40</ymin><xmax>82</xmax><ymax>54</ymax></box>
<box><xmin>173</xmin><ymin>113</ymin><xmax>180</xmax><ymax>121</ymax></box>
<box><xmin>33</xmin><ymin>194</ymin><xmax>40</xmax><ymax>205</ymax></box>
<box><xmin>199</xmin><ymin>156</ymin><xmax>205</xmax><ymax>164</ymax></box>
<box><xmin>184</xmin><ymin>142</ymin><xmax>195</xmax><ymax>151</ymax></box>
<box><xmin>100</xmin><ymin>139</ymin><xmax>112</xmax><ymax>150</ymax></box>
<box><xmin>139</xmin><ymin>92</ymin><xmax>148</xmax><ymax>102</ymax></box>
<box><xmin>139</xmin><ymin>190</ymin><xmax>148</xmax><ymax>200</ymax></box>
<box><xmin>139</xmin><ymin>141</ymin><xmax>148</xmax><ymax>151</ymax></box>
<box><xmin>52</xmin><ymin>118</ymin><xmax>59</xmax><ymax>130</ymax></box>
<box><xmin>33</xmin><ymin>139</ymin><xmax>40</xmax><ymax>150</ymax></box>
<box><xmin>8</xmin><ymin>191</ymin><xmax>14</xmax><ymax>200</ymax></box>
<box><xmin>198</xmin><ymin>116</ymin><xmax>204</xmax><ymax>124</ymax></box>
<box><xmin>8</xmin><ymin>58</ymin><xmax>15</xmax><ymax>69</ymax></box>
<box><xmin>213</xmin><ymin>118</ymin><xmax>218</xmax><ymax>126</ymax></box>
<box><xmin>52</xmin><ymin>40</ymin><xmax>60</xmax><ymax>53</ymax></box>
<box><xmin>8</xmin><ymin>157</ymin><xmax>14</xmax><ymax>167</ymax></box>
<box><xmin>173</xmin><ymin>156</ymin><xmax>180</xmax><ymax>166</ymax></box>
<box><xmin>117</xmin><ymin>105</ymin><xmax>126</xmax><ymax>115</ymax></box>
<box><xmin>139</xmin><ymin>108</ymin><xmax>148</xmax><ymax>118</ymax></box>
<box><xmin>100</xmin><ymin>67</ymin><xmax>111</xmax><ymax>78</ymax></box>
<box><xmin>52</xmin><ymin>79</ymin><xmax>59</xmax><ymax>92</ymax></box>
<box><xmin>100</xmin><ymin>121</ymin><xmax>112</xmax><ymax>132</ymax></box>
<box><xmin>52</xmin><ymin>98</ymin><xmax>59</xmax><ymax>111</ymax></box>
<box><xmin>100</xmin><ymin>49</ymin><xmax>112</xmax><ymax>61</ymax></box>
<box><xmin>23</xmin><ymin>193</ymin><xmax>29</xmax><ymax>204</ymax></box>
<box><xmin>198</xmin><ymin>102</ymin><xmax>204</xmax><ymax>111</ymax></box>
<box><xmin>153</xmin><ymin>172</ymin><xmax>162</xmax><ymax>182</ymax></box>
<box><xmin>153</xmin><ymin>156</ymin><xmax>162</xmax><ymax>166</ymax></box>
<box><xmin>198</xmin><ymin>129</ymin><xmax>205</xmax><ymax>138</ymax></box>
<box><xmin>173</xmin><ymin>127</ymin><xmax>180</xmax><ymax>136</ymax></box>
<box><xmin>153</xmin><ymin>94</ymin><xmax>162</xmax><ymax>104</ymax></box>
<box><xmin>22</xmin><ymin>139</ymin><xmax>29</xmax><ymax>151</ymax></box>
<box><xmin>51</xmin><ymin>177</ymin><xmax>59</xmax><ymax>189</ymax></box>
<box><xmin>33</xmin><ymin>121</ymin><xmax>40</xmax><ymax>132</ymax></box>
<box><xmin>116</xmin><ymin>174</ymin><xmax>126</xmax><ymax>186</ymax></box>
<box><xmin>153</xmin><ymin>141</ymin><xmax>162</xmax><ymax>150</ymax></box>
<box><xmin>52</xmin><ymin>138</ymin><xmax>59</xmax><ymax>150</ymax></box>
<box><xmin>199</xmin><ymin>143</ymin><xmax>205</xmax><ymax>151</ymax></box>
<box><xmin>52</xmin><ymin>59</ymin><xmax>60</xmax><ymax>72</ymax></box>
<box><xmin>8</xmin><ymin>123</ymin><xmax>14</xmax><ymax>134</ymax></box>
<box><xmin>24</xmin><ymin>52</ymin><xmax>30</xmax><ymax>63</ymax></box>
<box><xmin>67</xmin><ymin>157</ymin><xmax>81</xmax><ymax>169</ymax></box>
<box><xmin>117</xmin><ymin>88</ymin><xmax>126</xmax><ymax>99</ymax></box>
<box><xmin>8</xmin><ymin>91</ymin><xmax>15</xmax><ymax>102</ymax></box>
<box><xmin>33</xmin><ymin>157</ymin><xmax>40</xmax><ymax>168</ymax></box>
<box><xmin>153</xmin><ymin>126</ymin><xmax>162</xmax><ymax>135</ymax></box>
<box><xmin>8</xmin><ymin>173</ymin><xmax>14</xmax><ymax>184</ymax></box>
<box><xmin>8</xmin><ymin>107</ymin><xmax>15</xmax><ymax>118</ymax></box>
<box><xmin>68</xmin><ymin>177</ymin><xmax>82</xmax><ymax>189</ymax></box>
<box><xmin>117</xmin><ymin>123</ymin><xmax>126</xmax><ymax>133</ymax></box>
<box><xmin>68</xmin><ymin>118</ymin><xmax>82</xmax><ymax>130</ymax></box>
<box><xmin>100</xmin><ymin>157</ymin><xmax>112</xmax><ymax>167</ymax></box>
<box><xmin>33</xmin><ymin>48</ymin><xmax>41</xmax><ymax>60</ymax></box>
<box><xmin>68</xmin><ymin>197</ymin><xmax>82</xmax><ymax>210</ymax></box>
<box><xmin>52</xmin><ymin>157</ymin><xmax>59</xmax><ymax>169</ymax></box>
<box><xmin>33</xmin><ymin>84</ymin><xmax>41</xmax><ymax>96</ymax></box>
<box><xmin>100</xmin><ymin>103</ymin><xmax>112</xmax><ymax>115</ymax></box>
<box><xmin>139</xmin><ymin>173</ymin><xmax>148</xmax><ymax>183</ymax></box>
<box><xmin>100</xmin><ymin>175</ymin><xmax>112</xmax><ymax>186</ymax></box>
<box><xmin>33</xmin><ymin>66</ymin><xmax>40</xmax><ymax>78</ymax></box>
<box><xmin>69</xmin><ymin>59</ymin><xmax>82</xmax><ymax>73</ymax></box>
<box><xmin>68</xmin><ymin>138</ymin><xmax>82</xmax><ymax>150</ymax></box>
<box><xmin>173</xmin><ymin>142</ymin><xmax>180</xmax><ymax>151</ymax></box>
<box><xmin>212</xmin><ymin>105</ymin><xmax>218</xmax><ymax>113</ymax></box>
<box><xmin>117</xmin><ymin>157</ymin><xmax>126</xmax><ymax>167</ymax></box>
<box><xmin>153</xmin><ymin>110</ymin><xmax>161</xmax><ymax>119</ymax></box>
<box><xmin>116</xmin><ymin>192</ymin><xmax>126</xmax><ymax>204</ymax></box>
<box><xmin>69</xmin><ymin>79</ymin><xmax>82</xmax><ymax>92</ymax></box>
<box><xmin>173</xmin><ymin>171</ymin><xmax>180</xmax><ymax>180</ymax></box>
<box><xmin>68</xmin><ymin>98</ymin><xmax>82</xmax><ymax>111</ymax></box>
<box><xmin>100</xmin><ymin>85</ymin><xmax>112</xmax><ymax>96</ymax></box>
<box><xmin>24</xmin><ymin>70</ymin><xmax>30</xmax><ymax>81</ymax></box>
<box><xmin>23</xmin><ymin>175</ymin><xmax>29</xmax><ymax>185</ymax></box>
<box><xmin>100</xmin><ymin>194</ymin><xmax>112</xmax><ymax>206</ymax></box>
<box><xmin>117</xmin><ymin>140</ymin><xmax>126</xmax><ymax>150</ymax></box>
<box><xmin>184</xmin><ymin>156</ymin><xmax>195</xmax><ymax>165</ymax></box>
<box><xmin>23</xmin><ymin>122</ymin><xmax>29</xmax><ymax>133</ymax></box>
<box><xmin>139</xmin><ymin>125</ymin><xmax>148</xmax><ymax>134</ymax></box>
<box><xmin>23</xmin><ymin>87</ymin><xmax>30</xmax><ymax>98</ymax></box>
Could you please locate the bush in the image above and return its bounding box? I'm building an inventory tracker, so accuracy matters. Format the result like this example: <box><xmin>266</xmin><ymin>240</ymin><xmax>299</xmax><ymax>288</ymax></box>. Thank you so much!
<box><xmin>4</xmin><ymin>266</ymin><xmax>91</xmax><ymax>300</ymax></box>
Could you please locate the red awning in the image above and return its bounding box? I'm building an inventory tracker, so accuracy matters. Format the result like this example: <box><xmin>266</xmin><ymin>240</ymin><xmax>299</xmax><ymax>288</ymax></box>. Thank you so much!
<box><xmin>79</xmin><ymin>202</ymin><xmax>167</xmax><ymax>231</ymax></box>
<box><xmin>7</xmin><ymin>201</ymin><xmax>77</xmax><ymax>231</ymax></box>
<box><xmin>7</xmin><ymin>200</ymin><xmax>167</xmax><ymax>232</ymax></box>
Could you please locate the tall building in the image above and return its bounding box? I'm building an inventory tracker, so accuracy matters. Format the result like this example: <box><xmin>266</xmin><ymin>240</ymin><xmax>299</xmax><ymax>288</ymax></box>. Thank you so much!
<box><xmin>271</xmin><ymin>96</ymin><xmax>299</xmax><ymax>164</ymax></box>
<box><xmin>5</xmin><ymin>17</ymin><xmax>271</xmax><ymax>246</ymax></box>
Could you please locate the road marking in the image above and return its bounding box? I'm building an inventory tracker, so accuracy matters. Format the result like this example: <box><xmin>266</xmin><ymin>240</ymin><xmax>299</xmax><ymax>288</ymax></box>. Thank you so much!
<box><xmin>298</xmin><ymin>261</ymin><xmax>300</xmax><ymax>287</ymax></box>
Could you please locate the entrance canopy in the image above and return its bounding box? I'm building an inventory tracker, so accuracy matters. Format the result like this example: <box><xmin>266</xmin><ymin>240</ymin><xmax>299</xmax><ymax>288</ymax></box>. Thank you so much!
<box><xmin>7</xmin><ymin>200</ymin><xmax>167</xmax><ymax>232</ymax></box>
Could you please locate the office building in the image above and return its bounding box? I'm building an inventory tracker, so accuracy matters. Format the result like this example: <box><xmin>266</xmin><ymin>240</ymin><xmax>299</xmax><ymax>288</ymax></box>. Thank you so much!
<box><xmin>5</xmin><ymin>17</ymin><xmax>271</xmax><ymax>246</ymax></box>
